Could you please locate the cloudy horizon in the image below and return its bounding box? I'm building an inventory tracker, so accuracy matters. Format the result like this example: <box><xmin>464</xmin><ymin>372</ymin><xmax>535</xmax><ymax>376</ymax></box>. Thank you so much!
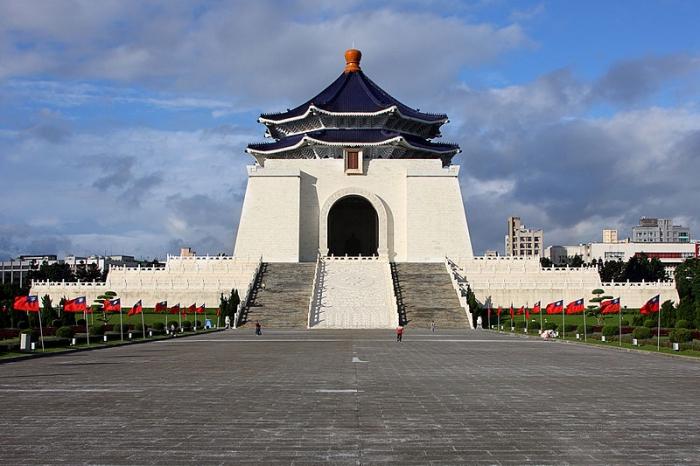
<box><xmin>1</xmin><ymin>0</ymin><xmax>699</xmax><ymax>260</ymax></box>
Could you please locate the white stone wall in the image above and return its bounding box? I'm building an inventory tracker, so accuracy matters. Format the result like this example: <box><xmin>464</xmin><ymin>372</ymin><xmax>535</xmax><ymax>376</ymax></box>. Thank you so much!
<box><xmin>233</xmin><ymin>158</ymin><xmax>474</xmax><ymax>262</ymax></box>
<box><xmin>234</xmin><ymin>166</ymin><xmax>301</xmax><ymax>262</ymax></box>
<box><xmin>454</xmin><ymin>256</ymin><xmax>679</xmax><ymax>309</ymax></box>
<box><xmin>31</xmin><ymin>256</ymin><xmax>260</xmax><ymax>309</ymax></box>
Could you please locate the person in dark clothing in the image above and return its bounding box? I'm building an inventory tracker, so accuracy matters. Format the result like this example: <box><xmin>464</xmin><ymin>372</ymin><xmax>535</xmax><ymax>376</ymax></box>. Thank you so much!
<box><xmin>396</xmin><ymin>325</ymin><xmax>404</xmax><ymax>342</ymax></box>
<box><xmin>255</xmin><ymin>321</ymin><xmax>262</xmax><ymax>336</ymax></box>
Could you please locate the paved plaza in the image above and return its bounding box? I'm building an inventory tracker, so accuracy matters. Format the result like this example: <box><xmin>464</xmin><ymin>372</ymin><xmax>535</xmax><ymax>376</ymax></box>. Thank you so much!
<box><xmin>1</xmin><ymin>329</ymin><xmax>699</xmax><ymax>464</ymax></box>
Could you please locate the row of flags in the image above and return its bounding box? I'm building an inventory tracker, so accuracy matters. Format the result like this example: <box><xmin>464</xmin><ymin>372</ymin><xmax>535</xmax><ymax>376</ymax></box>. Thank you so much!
<box><xmin>11</xmin><ymin>296</ymin><xmax>210</xmax><ymax>316</ymax></box>
<box><xmin>487</xmin><ymin>295</ymin><xmax>660</xmax><ymax>319</ymax></box>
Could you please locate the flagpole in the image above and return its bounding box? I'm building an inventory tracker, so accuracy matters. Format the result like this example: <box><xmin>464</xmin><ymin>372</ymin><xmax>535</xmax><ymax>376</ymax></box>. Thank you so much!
<box><xmin>539</xmin><ymin>305</ymin><xmax>542</xmax><ymax>333</ymax></box>
<box><xmin>85</xmin><ymin>309</ymin><xmax>90</xmax><ymax>346</ymax></box>
<box><xmin>141</xmin><ymin>307</ymin><xmax>146</xmax><ymax>340</ymax></box>
<box><xmin>498</xmin><ymin>312</ymin><xmax>500</xmax><ymax>333</ymax></box>
<box><xmin>562</xmin><ymin>307</ymin><xmax>566</xmax><ymax>340</ymax></box>
<box><xmin>524</xmin><ymin>303</ymin><xmax>527</xmax><ymax>333</ymax></box>
<box><xmin>37</xmin><ymin>308</ymin><xmax>45</xmax><ymax>352</ymax></box>
<box><xmin>619</xmin><ymin>305</ymin><xmax>622</xmax><ymax>347</ymax></box>
<box><xmin>178</xmin><ymin>304</ymin><xmax>182</xmax><ymax>331</ymax></box>
<box><xmin>583</xmin><ymin>309</ymin><xmax>587</xmax><ymax>342</ymax></box>
<box><xmin>487</xmin><ymin>308</ymin><xmax>491</xmax><ymax>330</ymax></box>
<box><xmin>119</xmin><ymin>306</ymin><xmax>124</xmax><ymax>342</ymax></box>
<box><xmin>657</xmin><ymin>304</ymin><xmax>661</xmax><ymax>351</ymax></box>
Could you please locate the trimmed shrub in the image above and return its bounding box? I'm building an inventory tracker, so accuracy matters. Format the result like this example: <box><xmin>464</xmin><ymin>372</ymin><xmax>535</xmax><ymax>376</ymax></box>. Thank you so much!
<box><xmin>543</xmin><ymin>322</ymin><xmax>558</xmax><ymax>331</ymax></box>
<box><xmin>51</xmin><ymin>319</ymin><xmax>62</xmax><ymax>328</ymax></box>
<box><xmin>675</xmin><ymin>320</ymin><xmax>691</xmax><ymax>329</ymax></box>
<box><xmin>620</xmin><ymin>319</ymin><xmax>630</xmax><ymax>326</ymax></box>
<box><xmin>669</xmin><ymin>328</ymin><xmax>693</xmax><ymax>343</ymax></box>
<box><xmin>21</xmin><ymin>328</ymin><xmax>39</xmax><ymax>338</ymax></box>
<box><xmin>643</xmin><ymin>319</ymin><xmax>656</xmax><ymax>328</ymax></box>
<box><xmin>528</xmin><ymin>321</ymin><xmax>541</xmax><ymax>331</ymax></box>
<box><xmin>562</xmin><ymin>324</ymin><xmax>577</xmax><ymax>333</ymax></box>
<box><xmin>631</xmin><ymin>314</ymin><xmax>645</xmax><ymax>326</ymax></box>
<box><xmin>76</xmin><ymin>318</ymin><xmax>86</xmax><ymax>326</ymax></box>
<box><xmin>112</xmin><ymin>323</ymin><xmax>130</xmax><ymax>334</ymax></box>
<box><xmin>633</xmin><ymin>327</ymin><xmax>652</xmax><ymax>339</ymax></box>
<box><xmin>55</xmin><ymin>326</ymin><xmax>74</xmax><ymax>339</ymax></box>
<box><xmin>88</xmin><ymin>325</ymin><xmax>104</xmax><ymax>336</ymax></box>
<box><xmin>153</xmin><ymin>322</ymin><xmax>165</xmax><ymax>331</ymax></box>
<box><xmin>17</xmin><ymin>321</ymin><xmax>28</xmax><ymax>330</ymax></box>
<box><xmin>602</xmin><ymin>325</ymin><xmax>618</xmax><ymax>337</ymax></box>
<box><xmin>182</xmin><ymin>320</ymin><xmax>193</xmax><ymax>330</ymax></box>
<box><xmin>167</xmin><ymin>320</ymin><xmax>179</xmax><ymax>329</ymax></box>
<box><xmin>514</xmin><ymin>320</ymin><xmax>527</xmax><ymax>330</ymax></box>
<box><xmin>577</xmin><ymin>324</ymin><xmax>593</xmax><ymax>335</ymax></box>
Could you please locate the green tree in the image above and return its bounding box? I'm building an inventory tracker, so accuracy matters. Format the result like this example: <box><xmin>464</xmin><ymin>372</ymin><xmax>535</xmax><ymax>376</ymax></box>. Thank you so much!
<box><xmin>76</xmin><ymin>263</ymin><xmax>103</xmax><ymax>282</ymax></box>
<box><xmin>27</xmin><ymin>261</ymin><xmax>75</xmax><ymax>282</ymax></box>
<box><xmin>674</xmin><ymin>258</ymin><xmax>700</xmax><ymax>328</ymax></box>
<box><xmin>599</xmin><ymin>260</ymin><xmax>625</xmax><ymax>282</ymax></box>
<box><xmin>539</xmin><ymin>257</ymin><xmax>552</xmax><ymax>268</ymax></box>
<box><xmin>569</xmin><ymin>255</ymin><xmax>585</xmax><ymax>268</ymax></box>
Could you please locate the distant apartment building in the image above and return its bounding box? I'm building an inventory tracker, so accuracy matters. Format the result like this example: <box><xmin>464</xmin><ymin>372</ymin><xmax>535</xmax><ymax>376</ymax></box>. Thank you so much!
<box><xmin>546</xmin><ymin>242</ymin><xmax>699</xmax><ymax>271</ymax></box>
<box><xmin>632</xmin><ymin>217</ymin><xmax>690</xmax><ymax>243</ymax></box>
<box><xmin>602</xmin><ymin>228</ymin><xmax>619</xmax><ymax>244</ymax></box>
<box><xmin>505</xmin><ymin>217</ymin><xmax>543</xmax><ymax>257</ymax></box>
<box><xmin>0</xmin><ymin>255</ymin><xmax>59</xmax><ymax>287</ymax></box>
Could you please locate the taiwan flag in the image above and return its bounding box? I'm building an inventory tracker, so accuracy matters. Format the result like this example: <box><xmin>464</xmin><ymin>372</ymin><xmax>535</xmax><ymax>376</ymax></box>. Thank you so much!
<box><xmin>13</xmin><ymin>296</ymin><xmax>28</xmax><ymax>311</ymax></box>
<box><xmin>518</xmin><ymin>306</ymin><xmax>525</xmax><ymax>316</ymax></box>
<box><xmin>509</xmin><ymin>305</ymin><xmax>514</xmax><ymax>320</ymax></box>
<box><xmin>565</xmin><ymin>298</ymin><xmax>585</xmax><ymax>315</ymax></box>
<box><xmin>525</xmin><ymin>307</ymin><xmax>530</xmax><ymax>320</ymax></box>
<box><xmin>155</xmin><ymin>301</ymin><xmax>167</xmax><ymax>313</ymax></box>
<box><xmin>169</xmin><ymin>304</ymin><xmax>180</xmax><ymax>315</ymax></box>
<box><xmin>196</xmin><ymin>304</ymin><xmax>205</xmax><ymax>314</ymax></box>
<box><xmin>103</xmin><ymin>298</ymin><xmax>121</xmax><ymax>312</ymax></box>
<box><xmin>187</xmin><ymin>304</ymin><xmax>197</xmax><ymax>314</ymax></box>
<box><xmin>128</xmin><ymin>300</ymin><xmax>143</xmax><ymax>316</ymax></box>
<box><xmin>532</xmin><ymin>301</ymin><xmax>541</xmax><ymax>314</ymax></box>
<box><xmin>64</xmin><ymin>296</ymin><xmax>87</xmax><ymax>313</ymax></box>
<box><xmin>15</xmin><ymin>295</ymin><xmax>40</xmax><ymax>312</ymax></box>
<box><xmin>545</xmin><ymin>300</ymin><xmax>564</xmax><ymax>315</ymax></box>
<box><xmin>496</xmin><ymin>306</ymin><xmax>502</xmax><ymax>316</ymax></box>
<box><xmin>640</xmin><ymin>295</ymin><xmax>660</xmax><ymax>315</ymax></box>
<box><xmin>601</xmin><ymin>297</ymin><xmax>621</xmax><ymax>314</ymax></box>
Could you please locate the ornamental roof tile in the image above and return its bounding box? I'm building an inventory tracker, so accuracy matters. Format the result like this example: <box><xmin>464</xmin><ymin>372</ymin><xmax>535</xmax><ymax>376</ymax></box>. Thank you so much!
<box><xmin>247</xmin><ymin>129</ymin><xmax>459</xmax><ymax>154</ymax></box>
<box><xmin>259</xmin><ymin>70</ymin><xmax>447</xmax><ymax>123</ymax></box>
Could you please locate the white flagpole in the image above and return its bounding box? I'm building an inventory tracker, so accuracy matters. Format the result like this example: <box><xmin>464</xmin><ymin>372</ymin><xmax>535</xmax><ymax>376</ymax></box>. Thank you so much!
<box><xmin>498</xmin><ymin>312</ymin><xmax>500</xmax><ymax>333</ymax></box>
<box><xmin>562</xmin><ymin>307</ymin><xmax>566</xmax><ymax>340</ymax></box>
<box><xmin>141</xmin><ymin>306</ymin><xmax>146</xmax><ymax>339</ymax></box>
<box><xmin>539</xmin><ymin>305</ymin><xmax>542</xmax><ymax>333</ymax></box>
<box><xmin>619</xmin><ymin>304</ymin><xmax>622</xmax><ymax>347</ymax></box>
<box><xmin>119</xmin><ymin>306</ymin><xmax>124</xmax><ymax>342</ymax></box>
<box><xmin>37</xmin><ymin>309</ymin><xmax>45</xmax><ymax>352</ymax></box>
<box><xmin>657</xmin><ymin>305</ymin><xmax>661</xmax><ymax>351</ymax></box>
<box><xmin>178</xmin><ymin>304</ymin><xmax>182</xmax><ymax>331</ymax></box>
<box><xmin>85</xmin><ymin>308</ymin><xmax>90</xmax><ymax>346</ymax></box>
<box><xmin>193</xmin><ymin>304</ymin><xmax>197</xmax><ymax>332</ymax></box>
<box><xmin>583</xmin><ymin>308</ymin><xmax>587</xmax><ymax>342</ymax></box>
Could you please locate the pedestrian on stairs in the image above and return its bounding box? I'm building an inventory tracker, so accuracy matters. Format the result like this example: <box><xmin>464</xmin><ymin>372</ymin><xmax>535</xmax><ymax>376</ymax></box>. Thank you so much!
<box><xmin>255</xmin><ymin>320</ymin><xmax>262</xmax><ymax>336</ymax></box>
<box><xmin>396</xmin><ymin>325</ymin><xmax>404</xmax><ymax>342</ymax></box>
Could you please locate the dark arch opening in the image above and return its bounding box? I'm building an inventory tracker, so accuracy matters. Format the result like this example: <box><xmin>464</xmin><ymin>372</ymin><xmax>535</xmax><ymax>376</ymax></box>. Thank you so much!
<box><xmin>327</xmin><ymin>195</ymin><xmax>379</xmax><ymax>256</ymax></box>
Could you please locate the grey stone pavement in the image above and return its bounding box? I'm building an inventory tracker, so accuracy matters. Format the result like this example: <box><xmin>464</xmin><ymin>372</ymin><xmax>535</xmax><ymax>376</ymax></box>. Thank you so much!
<box><xmin>1</xmin><ymin>329</ymin><xmax>700</xmax><ymax>465</ymax></box>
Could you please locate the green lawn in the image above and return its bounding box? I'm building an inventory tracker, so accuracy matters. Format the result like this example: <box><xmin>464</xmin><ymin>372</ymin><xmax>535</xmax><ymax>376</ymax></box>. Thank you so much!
<box><xmin>81</xmin><ymin>310</ymin><xmax>222</xmax><ymax>328</ymax></box>
<box><xmin>487</xmin><ymin>312</ymin><xmax>638</xmax><ymax>329</ymax></box>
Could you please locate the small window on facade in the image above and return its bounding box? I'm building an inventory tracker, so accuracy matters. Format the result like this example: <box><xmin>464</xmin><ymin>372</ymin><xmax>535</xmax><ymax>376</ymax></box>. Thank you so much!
<box><xmin>344</xmin><ymin>149</ymin><xmax>363</xmax><ymax>174</ymax></box>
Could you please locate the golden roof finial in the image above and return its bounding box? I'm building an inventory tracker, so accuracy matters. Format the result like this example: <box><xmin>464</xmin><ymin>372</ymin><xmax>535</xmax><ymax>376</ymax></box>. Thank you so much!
<box><xmin>344</xmin><ymin>49</ymin><xmax>362</xmax><ymax>73</ymax></box>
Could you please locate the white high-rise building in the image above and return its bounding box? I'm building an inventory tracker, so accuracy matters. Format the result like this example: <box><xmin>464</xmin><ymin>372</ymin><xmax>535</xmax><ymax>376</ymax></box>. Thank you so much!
<box><xmin>505</xmin><ymin>216</ymin><xmax>543</xmax><ymax>257</ymax></box>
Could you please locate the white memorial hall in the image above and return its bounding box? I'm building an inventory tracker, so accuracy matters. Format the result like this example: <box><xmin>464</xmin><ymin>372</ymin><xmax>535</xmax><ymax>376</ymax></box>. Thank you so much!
<box><xmin>32</xmin><ymin>50</ymin><xmax>677</xmax><ymax>329</ymax></box>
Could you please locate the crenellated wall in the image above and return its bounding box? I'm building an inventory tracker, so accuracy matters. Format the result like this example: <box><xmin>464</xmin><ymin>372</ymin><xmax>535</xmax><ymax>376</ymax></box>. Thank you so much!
<box><xmin>31</xmin><ymin>255</ymin><xmax>261</xmax><ymax>309</ymax></box>
<box><xmin>452</xmin><ymin>256</ymin><xmax>679</xmax><ymax>309</ymax></box>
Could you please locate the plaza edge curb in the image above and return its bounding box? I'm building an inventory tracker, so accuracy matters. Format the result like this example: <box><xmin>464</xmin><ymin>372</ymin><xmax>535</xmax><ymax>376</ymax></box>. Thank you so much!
<box><xmin>0</xmin><ymin>328</ymin><xmax>225</xmax><ymax>365</ymax></box>
<box><xmin>486</xmin><ymin>329</ymin><xmax>700</xmax><ymax>362</ymax></box>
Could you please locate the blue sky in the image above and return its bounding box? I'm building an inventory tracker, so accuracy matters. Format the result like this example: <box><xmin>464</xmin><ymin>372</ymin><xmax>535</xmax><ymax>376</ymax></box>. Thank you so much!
<box><xmin>1</xmin><ymin>0</ymin><xmax>699</xmax><ymax>259</ymax></box>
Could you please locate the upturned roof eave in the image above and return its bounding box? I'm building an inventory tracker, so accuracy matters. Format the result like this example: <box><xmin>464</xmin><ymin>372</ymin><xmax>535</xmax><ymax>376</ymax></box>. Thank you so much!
<box><xmin>258</xmin><ymin>104</ymin><xmax>448</xmax><ymax>126</ymax></box>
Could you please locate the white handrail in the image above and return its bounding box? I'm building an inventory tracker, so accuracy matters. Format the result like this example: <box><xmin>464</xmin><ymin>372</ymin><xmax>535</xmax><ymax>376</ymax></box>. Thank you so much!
<box><xmin>445</xmin><ymin>256</ymin><xmax>474</xmax><ymax>329</ymax></box>
<box><xmin>307</xmin><ymin>252</ymin><xmax>322</xmax><ymax>328</ymax></box>
<box><xmin>234</xmin><ymin>256</ymin><xmax>263</xmax><ymax>329</ymax></box>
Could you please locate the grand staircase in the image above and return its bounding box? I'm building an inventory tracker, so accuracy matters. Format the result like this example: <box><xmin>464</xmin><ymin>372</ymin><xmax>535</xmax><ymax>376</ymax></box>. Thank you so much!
<box><xmin>309</xmin><ymin>258</ymin><xmax>398</xmax><ymax>329</ymax></box>
<box><xmin>240</xmin><ymin>262</ymin><xmax>316</xmax><ymax>328</ymax></box>
<box><xmin>392</xmin><ymin>263</ymin><xmax>470</xmax><ymax>329</ymax></box>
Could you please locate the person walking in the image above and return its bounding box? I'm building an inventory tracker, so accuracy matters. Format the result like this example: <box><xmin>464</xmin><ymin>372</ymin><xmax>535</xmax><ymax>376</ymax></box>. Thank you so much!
<box><xmin>170</xmin><ymin>323</ymin><xmax>176</xmax><ymax>337</ymax></box>
<box><xmin>430</xmin><ymin>320</ymin><xmax>436</xmax><ymax>333</ymax></box>
<box><xmin>396</xmin><ymin>325</ymin><xmax>404</xmax><ymax>342</ymax></box>
<box><xmin>255</xmin><ymin>320</ymin><xmax>262</xmax><ymax>336</ymax></box>
<box><xmin>225</xmin><ymin>315</ymin><xmax>231</xmax><ymax>329</ymax></box>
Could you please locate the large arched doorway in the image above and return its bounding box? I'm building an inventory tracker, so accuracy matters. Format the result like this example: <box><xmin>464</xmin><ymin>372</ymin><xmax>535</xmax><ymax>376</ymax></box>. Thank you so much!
<box><xmin>327</xmin><ymin>195</ymin><xmax>379</xmax><ymax>256</ymax></box>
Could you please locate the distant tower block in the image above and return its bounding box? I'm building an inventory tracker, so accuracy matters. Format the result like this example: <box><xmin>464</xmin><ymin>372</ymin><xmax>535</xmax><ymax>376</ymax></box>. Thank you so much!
<box><xmin>234</xmin><ymin>50</ymin><xmax>474</xmax><ymax>262</ymax></box>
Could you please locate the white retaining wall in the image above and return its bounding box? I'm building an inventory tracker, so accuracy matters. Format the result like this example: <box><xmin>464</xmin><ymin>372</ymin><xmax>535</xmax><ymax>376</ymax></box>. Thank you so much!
<box><xmin>31</xmin><ymin>255</ymin><xmax>261</xmax><ymax>308</ymax></box>
<box><xmin>453</xmin><ymin>256</ymin><xmax>679</xmax><ymax>309</ymax></box>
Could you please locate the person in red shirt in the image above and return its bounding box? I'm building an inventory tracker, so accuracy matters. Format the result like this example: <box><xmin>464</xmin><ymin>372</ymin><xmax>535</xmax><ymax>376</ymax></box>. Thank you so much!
<box><xmin>396</xmin><ymin>325</ymin><xmax>404</xmax><ymax>342</ymax></box>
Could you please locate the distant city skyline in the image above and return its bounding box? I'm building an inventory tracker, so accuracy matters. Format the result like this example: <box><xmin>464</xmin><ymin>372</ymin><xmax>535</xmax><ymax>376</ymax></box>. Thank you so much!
<box><xmin>1</xmin><ymin>0</ymin><xmax>699</xmax><ymax>259</ymax></box>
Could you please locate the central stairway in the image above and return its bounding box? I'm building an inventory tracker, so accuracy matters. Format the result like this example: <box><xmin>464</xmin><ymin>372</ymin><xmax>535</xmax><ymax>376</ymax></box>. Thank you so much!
<box><xmin>309</xmin><ymin>258</ymin><xmax>398</xmax><ymax>329</ymax></box>
<box><xmin>393</xmin><ymin>263</ymin><xmax>470</xmax><ymax>329</ymax></box>
<box><xmin>240</xmin><ymin>262</ymin><xmax>315</xmax><ymax>328</ymax></box>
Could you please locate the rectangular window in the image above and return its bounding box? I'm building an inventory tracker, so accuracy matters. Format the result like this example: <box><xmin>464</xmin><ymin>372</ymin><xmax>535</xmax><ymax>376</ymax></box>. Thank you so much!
<box><xmin>344</xmin><ymin>149</ymin><xmax>363</xmax><ymax>174</ymax></box>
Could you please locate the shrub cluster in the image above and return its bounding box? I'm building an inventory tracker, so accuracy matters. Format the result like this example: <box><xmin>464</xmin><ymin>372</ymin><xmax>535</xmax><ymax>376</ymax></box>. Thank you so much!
<box><xmin>669</xmin><ymin>328</ymin><xmax>693</xmax><ymax>343</ymax></box>
<box><xmin>153</xmin><ymin>322</ymin><xmax>165</xmax><ymax>331</ymax></box>
<box><xmin>528</xmin><ymin>321</ymin><xmax>541</xmax><ymax>330</ymax></box>
<box><xmin>182</xmin><ymin>320</ymin><xmax>193</xmax><ymax>330</ymax></box>
<box><xmin>89</xmin><ymin>325</ymin><xmax>104</xmax><ymax>336</ymax></box>
<box><xmin>633</xmin><ymin>327</ymin><xmax>652</xmax><ymax>339</ymax></box>
<box><xmin>562</xmin><ymin>324</ymin><xmax>577</xmax><ymax>333</ymax></box>
<box><xmin>576</xmin><ymin>324</ymin><xmax>593</xmax><ymax>335</ymax></box>
<box><xmin>543</xmin><ymin>322</ymin><xmax>558</xmax><ymax>331</ymax></box>
<box><xmin>602</xmin><ymin>325</ymin><xmax>618</xmax><ymax>337</ymax></box>
<box><xmin>167</xmin><ymin>320</ymin><xmax>179</xmax><ymax>329</ymax></box>
<box><xmin>675</xmin><ymin>320</ymin><xmax>691</xmax><ymax>329</ymax></box>
<box><xmin>55</xmin><ymin>326</ymin><xmax>74</xmax><ymax>339</ymax></box>
<box><xmin>620</xmin><ymin>319</ymin><xmax>630</xmax><ymax>326</ymax></box>
<box><xmin>643</xmin><ymin>319</ymin><xmax>656</xmax><ymax>328</ymax></box>
<box><xmin>514</xmin><ymin>321</ymin><xmax>527</xmax><ymax>330</ymax></box>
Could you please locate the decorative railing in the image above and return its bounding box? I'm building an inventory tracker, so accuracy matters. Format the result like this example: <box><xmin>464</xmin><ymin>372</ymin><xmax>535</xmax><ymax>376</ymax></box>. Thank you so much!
<box><xmin>445</xmin><ymin>257</ymin><xmax>474</xmax><ymax>329</ymax></box>
<box><xmin>234</xmin><ymin>256</ymin><xmax>263</xmax><ymax>329</ymax></box>
<box><xmin>384</xmin><ymin>261</ymin><xmax>400</xmax><ymax>327</ymax></box>
<box><xmin>307</xmin><ymin>252</ymin><xmax>323</xmax><ymax>328</ymax></box>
